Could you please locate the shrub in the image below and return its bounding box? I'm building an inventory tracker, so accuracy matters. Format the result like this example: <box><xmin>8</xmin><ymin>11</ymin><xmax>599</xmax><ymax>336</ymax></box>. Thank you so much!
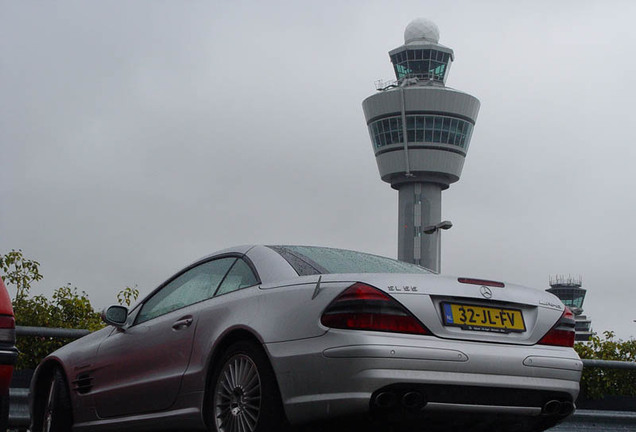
<box><xmin>575</xmin><ymin>331</ymin><xmax>636</xmax><ymax>399</ymax></box>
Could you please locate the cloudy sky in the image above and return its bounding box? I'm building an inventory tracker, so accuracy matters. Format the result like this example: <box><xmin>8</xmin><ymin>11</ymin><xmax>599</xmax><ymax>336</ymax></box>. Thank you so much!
<box><xmin>1</xmin><ymin>1</ymin><xmax>635</xmax><ymax>339</ymax></box>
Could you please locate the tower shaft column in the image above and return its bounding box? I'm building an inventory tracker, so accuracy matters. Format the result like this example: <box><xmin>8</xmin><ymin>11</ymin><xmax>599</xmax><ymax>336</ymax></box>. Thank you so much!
<box><xmin>398</xmin><ymin>182</ymin><xmax>442</xmax><ymax>270</ymax></box>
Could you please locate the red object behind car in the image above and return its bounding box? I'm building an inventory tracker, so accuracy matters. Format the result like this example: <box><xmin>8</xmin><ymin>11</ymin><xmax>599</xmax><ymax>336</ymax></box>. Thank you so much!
<box><xmin>0</xmin><ymin>276</ymin><xmax>17</xmax><ymax>429</ymax></box>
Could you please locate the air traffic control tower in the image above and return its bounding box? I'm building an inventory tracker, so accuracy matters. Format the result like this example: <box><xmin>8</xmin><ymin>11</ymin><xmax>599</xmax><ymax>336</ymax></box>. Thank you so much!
<box><xmin>362</xmin><ymin>18</ymin><xmax>480</xmax><ymax>271</ymax></box>
<box><xmin>547</xmin><ymin>276</ymin><xmax>593</xmax><ymax>341</ymax></box>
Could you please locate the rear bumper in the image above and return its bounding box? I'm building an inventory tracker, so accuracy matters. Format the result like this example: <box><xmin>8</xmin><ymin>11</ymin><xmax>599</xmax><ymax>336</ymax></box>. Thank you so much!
<box><xmin>265</xmin><ymin>330</ymin><xmax>581</xmax><ymax>425</ymax></box>
<box><xmin>0</xmin><ymin>348</ymin><xmax>17</xmax><ymax>394</ymax></box>
<box><xmin>0</xmin><ymin>348</ymin><xmax>18</xmax><ymax>366</ymax></box>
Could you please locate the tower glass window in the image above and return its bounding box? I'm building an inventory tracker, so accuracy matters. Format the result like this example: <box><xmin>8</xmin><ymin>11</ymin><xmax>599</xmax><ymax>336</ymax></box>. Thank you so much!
<box><xmin>547</xmin><ymin>287</ymin><xmax>586</xmax><ymax>309</ymax></box>
<box><xmin>368</xmin><ymin>115</ymin><xmax>473</xmax><ymax>152</ymax></box>
<box><xmin>390</xmin><ymin>49</ymin><xmax>451</xmax><ymax>83</ymax></box>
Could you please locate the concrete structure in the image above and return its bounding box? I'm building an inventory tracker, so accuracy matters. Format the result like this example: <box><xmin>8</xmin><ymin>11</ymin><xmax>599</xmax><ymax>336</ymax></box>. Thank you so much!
<box><xmin>547</xmin><ymin>275</ymin><xmax>593</xmax><ymax>341</ymax></box>
<box><xmin>362</xmin><ymin>18</ymin><xmax>480</xmax><ymax>271</ymax></box>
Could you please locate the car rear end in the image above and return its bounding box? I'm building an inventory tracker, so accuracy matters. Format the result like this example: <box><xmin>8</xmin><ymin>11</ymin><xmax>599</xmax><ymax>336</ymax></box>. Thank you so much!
<box><xmin>257</xmin><ymin>246</ymin><xmax>581</xmax><ymax>431</ymax></box>
<box><xmin>267</xmin><ymin>275</ymin><xmax>580</xmax><ymax>431</ymax></box>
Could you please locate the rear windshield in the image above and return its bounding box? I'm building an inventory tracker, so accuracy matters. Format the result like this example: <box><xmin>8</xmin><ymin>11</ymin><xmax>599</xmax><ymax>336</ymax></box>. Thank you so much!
<box><xmin>267</xmin><ymin>245</ymin><xmax>431</xmax><ymax>276</ymax></box>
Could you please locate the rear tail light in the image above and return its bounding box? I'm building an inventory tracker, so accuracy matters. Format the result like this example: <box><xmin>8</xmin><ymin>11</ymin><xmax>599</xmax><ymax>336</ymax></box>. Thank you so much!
<box><xmin>538</xmin><ymin>307</ymin><xmax>576</xmax><ymax>347</ymax></box>
<box><xmin>0</xmin><ymin>315</ymin><xmax>16</xmax><ymax>345</ymax></box>
<box><xmin>320</xmin><ymin>283</ymin><xmax>430</xmax><ymax>335</ymax></box>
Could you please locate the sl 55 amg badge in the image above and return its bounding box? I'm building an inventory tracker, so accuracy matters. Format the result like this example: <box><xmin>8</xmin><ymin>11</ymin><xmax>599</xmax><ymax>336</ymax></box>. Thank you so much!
<box><xmin>388</xmin><ymin>285</ymin><xmax>418</xmax><ymax>292</ymax></box>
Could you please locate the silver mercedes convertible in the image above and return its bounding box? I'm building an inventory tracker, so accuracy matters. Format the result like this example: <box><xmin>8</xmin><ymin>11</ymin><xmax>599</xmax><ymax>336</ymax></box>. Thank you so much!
<box><xmin>30</xmin><ymin>245</ymin><xmax>582</xmax><ymax>432</ymax></box>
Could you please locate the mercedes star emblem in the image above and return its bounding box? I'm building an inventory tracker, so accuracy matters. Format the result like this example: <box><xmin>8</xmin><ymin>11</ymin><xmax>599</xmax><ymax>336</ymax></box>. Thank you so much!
<box><xmin>480</xmin><ymin>286</ymin><xmax>493</xmax><ymax>299</ymax></box>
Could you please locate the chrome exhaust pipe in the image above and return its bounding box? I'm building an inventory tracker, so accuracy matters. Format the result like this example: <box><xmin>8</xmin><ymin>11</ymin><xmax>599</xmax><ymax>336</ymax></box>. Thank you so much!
<box><xmin>401</xmin><ymin>391</ymin><xmax>425</xmax><ymax>409</ymax></box>
<box><xmin>374</xmin><ymin>391</ymin><xmax>397</xmax><ymax>408</ymax></box>
<box><xmin>542</xmin><ymin>400</ymin><xmax>562</xmax><ymax>416</ymax></box>
<box><xmin>559</xmin><ymin>401</ymin><xmax>575</xmax><ymax>416</ymax></box>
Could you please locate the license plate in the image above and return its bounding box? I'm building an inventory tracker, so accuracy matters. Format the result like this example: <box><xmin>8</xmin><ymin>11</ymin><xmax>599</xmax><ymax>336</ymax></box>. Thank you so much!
<box><xmin>441</xmin><ymin>302</ymin><xmax>526</xmax><ymax>333</ymax></box>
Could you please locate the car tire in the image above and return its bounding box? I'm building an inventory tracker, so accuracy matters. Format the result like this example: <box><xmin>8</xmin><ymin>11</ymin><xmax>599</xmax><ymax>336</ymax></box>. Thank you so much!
<box><xmin>37</xmin><ymin>369</ymin><xmax>72</xmax><ymax>432</ymax></box>
<box><xmin>207</xmin><ymin>340</ymin><xmax>287</xmax><ymax>432</ymax></box>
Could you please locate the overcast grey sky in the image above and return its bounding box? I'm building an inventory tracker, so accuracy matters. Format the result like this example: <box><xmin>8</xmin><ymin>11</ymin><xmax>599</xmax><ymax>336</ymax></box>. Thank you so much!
<box><xmin>1</xmin><ymin>1</ymin><xmax>635</xmax><ymax>339</ymax></box>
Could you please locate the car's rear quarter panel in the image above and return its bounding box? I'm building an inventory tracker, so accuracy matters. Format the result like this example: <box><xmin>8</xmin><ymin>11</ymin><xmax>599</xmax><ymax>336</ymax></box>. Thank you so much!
<box><xmin>179</xmin><ymin>277</ymin><xmax>352</xmax><ymax>398</ymax></box>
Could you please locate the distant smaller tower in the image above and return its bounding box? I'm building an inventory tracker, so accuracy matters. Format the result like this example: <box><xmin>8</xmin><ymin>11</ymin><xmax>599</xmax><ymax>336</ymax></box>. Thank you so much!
<box><xmin>547</xmin><ymin>276</ymin><xmax>592</xmax><ymax>341</ymax></box>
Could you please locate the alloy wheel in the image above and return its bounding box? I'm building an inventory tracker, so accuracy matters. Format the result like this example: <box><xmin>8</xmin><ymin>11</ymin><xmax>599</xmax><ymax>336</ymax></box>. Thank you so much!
<box><xmin>43</xmin><ymin>376</ymin><xmax>56</xmax><ymax>432</ymax></box>
<box><xmin>214</xmin><ymin>354</ymin><xmax>262</xmax><ymax>432</ymax></box>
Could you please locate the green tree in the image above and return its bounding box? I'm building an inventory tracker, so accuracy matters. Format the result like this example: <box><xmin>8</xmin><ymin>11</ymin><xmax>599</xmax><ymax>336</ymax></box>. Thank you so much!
<box><xmin>11</xmin><ymin>285</ymin><xmax>104</xmax><ymax>369</ymax></box>
<box><xmin>575</xmin><ymin>331</ymin><xmax>636</xmax><ymax>399</ymax></box>
<box><xmin>0</xmin><ymin>249</ymin><xmax>43</xmax><ymax>300</ymax></box>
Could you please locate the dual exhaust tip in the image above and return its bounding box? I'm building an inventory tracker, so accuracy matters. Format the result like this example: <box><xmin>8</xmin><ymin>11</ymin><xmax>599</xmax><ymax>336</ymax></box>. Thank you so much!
<box><xmin>542</xmin><ymin>400</ymin><xmax>575</xmax><ymax>416</ymax></box>
<box><xmin>374</xmin><ymin>391</ymin><xmax>426</xmax><ymax>410</ymax></box>
<box><xmin>375</xmin><ymin>392</ymin><xmax>574</xmax><ymax>417</ymax></box>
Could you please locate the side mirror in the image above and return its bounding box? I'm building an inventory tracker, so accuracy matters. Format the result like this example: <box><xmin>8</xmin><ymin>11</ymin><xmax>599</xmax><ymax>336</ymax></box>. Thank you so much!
<box><xmin>101</xmin><ymin>305</ymin><xmax>129</xmax><ymax>328</ymax></box>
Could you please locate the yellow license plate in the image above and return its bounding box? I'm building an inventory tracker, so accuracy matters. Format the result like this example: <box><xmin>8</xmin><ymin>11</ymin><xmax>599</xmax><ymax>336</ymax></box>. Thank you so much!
<box><xmin>441</xmin><ymin>302</ymin><xmax>526</xmax><ymax>333</ymax></box>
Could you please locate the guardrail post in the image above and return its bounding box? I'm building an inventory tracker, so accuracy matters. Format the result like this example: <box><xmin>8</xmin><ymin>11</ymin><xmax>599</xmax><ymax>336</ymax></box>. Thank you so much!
<box><xmin>9</xmin><ymin>388</ymin><xmax>30</xmax><ymax>430</ymax></box>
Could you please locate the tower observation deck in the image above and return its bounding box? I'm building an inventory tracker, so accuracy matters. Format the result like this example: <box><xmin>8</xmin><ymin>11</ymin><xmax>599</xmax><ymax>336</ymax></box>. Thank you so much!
<box><xmin>362</xmin><ymin>18</ymin><xmax>480</xmax><ymax>271</ymax></box>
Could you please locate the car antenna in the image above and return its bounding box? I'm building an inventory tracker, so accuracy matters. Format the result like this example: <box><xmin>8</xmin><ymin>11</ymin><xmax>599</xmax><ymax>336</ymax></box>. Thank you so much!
<box><xmin>312</xmin><ymin>276</ymin><xmax>323</xmax><ymax>300</ymax></box>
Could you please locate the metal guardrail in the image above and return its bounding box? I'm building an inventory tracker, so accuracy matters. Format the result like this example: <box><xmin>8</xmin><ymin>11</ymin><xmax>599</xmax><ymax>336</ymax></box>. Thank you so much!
<box><xmin>551</xmin><ymin>410</ymin><xmax>636</xmax><ymax>431</ymax></box>
<box><xmin>9</xmin><ymin>388</ymin><xmax>29</xmax><ymax>429</ymax></box>
<box><xmin>582</xmin><ymin>359</ymin><xmax>636</xmax><ymax>370</ymax></box>
<box><xmin>7</xmin><ymin>328</ymin><xmax>636</xmax><ymax>430</ymax></box>
<box><xmin>15</xmin><ymin>326</ymin><xmax>91</xmax><ymax>338</ymax></box>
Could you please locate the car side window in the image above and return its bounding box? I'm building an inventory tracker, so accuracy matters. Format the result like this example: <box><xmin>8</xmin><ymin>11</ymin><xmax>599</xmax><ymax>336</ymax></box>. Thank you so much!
<box><xmin>136</xmin><ymin>258</ymin><xmax>236</xmax><ymax>324</ymax></box>
<box><xmin>215</xmin><ymin>258</ymin><xmax>259</xmax><ymax>296</ymax></box>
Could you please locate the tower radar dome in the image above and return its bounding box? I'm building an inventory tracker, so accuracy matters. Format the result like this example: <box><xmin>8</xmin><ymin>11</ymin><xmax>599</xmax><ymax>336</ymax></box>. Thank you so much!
<box><xmin>404</xmin><ymin>18</ymin><xmax>440</xmax><ymax>44</ymax></box>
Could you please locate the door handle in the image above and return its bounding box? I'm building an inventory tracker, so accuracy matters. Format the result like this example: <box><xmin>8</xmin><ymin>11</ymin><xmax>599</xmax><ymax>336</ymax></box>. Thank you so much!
<box><xmin>172</xmin><ymin>317</ymin><xmax>193</xmax><ymax>330</ymax></box>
